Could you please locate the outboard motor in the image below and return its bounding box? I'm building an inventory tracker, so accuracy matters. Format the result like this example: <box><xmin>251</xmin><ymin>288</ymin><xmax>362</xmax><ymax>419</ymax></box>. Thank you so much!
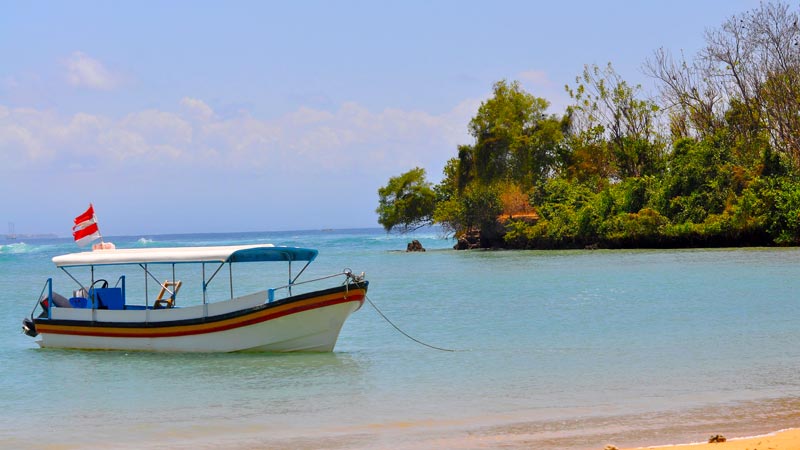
<box><xmin>22</xmin><ymin>318</ymin><xmax>37</xmax><ymax>337</ymax></box>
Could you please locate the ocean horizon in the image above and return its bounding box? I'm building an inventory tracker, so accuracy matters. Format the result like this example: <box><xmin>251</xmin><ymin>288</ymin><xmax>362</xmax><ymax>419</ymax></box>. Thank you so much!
<box><xmin>1</xmin><ymin>228</ymin><xmax>798</xmax><ymax>449</ymax></box>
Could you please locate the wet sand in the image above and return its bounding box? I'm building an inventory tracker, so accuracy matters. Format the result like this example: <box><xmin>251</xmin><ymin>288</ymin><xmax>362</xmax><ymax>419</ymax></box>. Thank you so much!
<box><xmin>623</xmin><ymin>428</ymin><xmax>800</xmax><ymax>450</ymax></box>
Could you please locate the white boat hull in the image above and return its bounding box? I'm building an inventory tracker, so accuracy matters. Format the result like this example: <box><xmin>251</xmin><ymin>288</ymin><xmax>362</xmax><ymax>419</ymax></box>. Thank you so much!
<box><xmin>33</xmin><ymin>284</ymin><xmax>366</xmax><ymax>353</ymax></box>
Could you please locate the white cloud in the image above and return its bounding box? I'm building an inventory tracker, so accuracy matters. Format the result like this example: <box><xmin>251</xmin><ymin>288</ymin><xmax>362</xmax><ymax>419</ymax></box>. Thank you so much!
<box><xmin>0</xmin><ymin>124</ymin><xmax>43</xmax><ymax>168</ymax></box>
<box><xmin>0</xmin><ymin>98</ymin><xmax>482</xmax><ymax>234</ymax></box>
<box><xmin>285</xmin><ymin>106</ymin><xmax>334</xmax><ymax>125</ymax></box>
<box><xmin>180</xmin><ymin>97</ymin><xmax>214</xmax><ymax>121</ymax></box>
<box><xmin>64</xmin><ymin>52</ymin><xmax>120</xmax><ymax>90</ymax></box>
<box><xmin>122</xmin><ymin>110</ymin><xmax>193</xmax><ymax>147</ymax></box>
<box><xmin>97</xmin><ymin>128</ymin><xmax>150</xmax><ymax>160</ymax></box>
<box><xmin>0</xmin><ymin>97</ymin><xmax>474</xmax><ymax>178</ymax></box>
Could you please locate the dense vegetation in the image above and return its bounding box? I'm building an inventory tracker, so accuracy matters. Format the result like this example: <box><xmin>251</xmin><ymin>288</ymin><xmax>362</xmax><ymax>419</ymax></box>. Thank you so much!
<box><xmin>377</xmin><ymin>1</ymin><xmax>800</xmax><ymax>249</ymax></box>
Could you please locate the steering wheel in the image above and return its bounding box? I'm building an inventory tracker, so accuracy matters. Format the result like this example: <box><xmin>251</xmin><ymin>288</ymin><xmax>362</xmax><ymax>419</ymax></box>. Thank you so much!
<box><xmin>90</xmin><ymin>279</ymin><xmax>109</xmax><ymax>289</ymax></box>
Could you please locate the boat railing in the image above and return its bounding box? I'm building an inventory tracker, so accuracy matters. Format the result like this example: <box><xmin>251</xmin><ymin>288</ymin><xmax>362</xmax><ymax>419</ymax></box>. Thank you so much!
<box><xmin>114</xmin><ymin>275</ymin><xmax>126</xmax><ymax>305</ymax></box>
<box><xmin>267</xmin><ymin>269</ymin><xmax>365</xmax><ymax>302</ymax></box>
<box><xmin>29</xmin><ymin>276</ymin><xmax>126</xmax><ymax>318</ymax></box>
<box><xmin>31</xmin><ymin>278</ymin><xmax>53</xmax><ymax>320</ymax></box>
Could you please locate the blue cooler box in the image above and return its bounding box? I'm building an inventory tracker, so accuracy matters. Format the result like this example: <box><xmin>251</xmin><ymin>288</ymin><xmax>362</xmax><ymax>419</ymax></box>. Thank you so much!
<box><xmin>89</xmin><ymin>287</ymin><xmax>125</xmax><ymax>310</ymax></box>
<box><xmin>69</xmin><ymin>297</ymin><xmax>90</xmax><ymax>308</ymax></box>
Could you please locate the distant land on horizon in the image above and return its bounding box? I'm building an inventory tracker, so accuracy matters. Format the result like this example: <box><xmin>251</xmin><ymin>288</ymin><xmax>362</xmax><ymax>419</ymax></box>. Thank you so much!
<box><xmin>3</xmin><ymin>226</ymin><xmax>435</xmax><ymax>242</ymax></box>
<box><xmin>3</xmin><ymin>233</ymin><xmax>59</xmax><ymax>240</ymax></box>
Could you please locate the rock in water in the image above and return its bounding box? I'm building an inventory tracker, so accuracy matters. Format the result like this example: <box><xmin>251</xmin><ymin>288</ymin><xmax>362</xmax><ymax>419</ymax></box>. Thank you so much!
<box><xmin>454</xmin><ymin>230</ymin><xmax>481</xmax><ymax>250</ymax></box>
<box><xmin>708</xmin><ymin>434</ymin><xmax>726</xmax><ymax>443</ymax></box>
<box><xmin>406</xmin><ymin>240</ymin><xmax>426</xmax><ymax>252</ymax></box>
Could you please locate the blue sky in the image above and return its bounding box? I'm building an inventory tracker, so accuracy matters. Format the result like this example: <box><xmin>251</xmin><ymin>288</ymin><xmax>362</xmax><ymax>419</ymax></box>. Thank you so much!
<box><xmin>1</xmin><ymin>0</ymin><xmax>755</xmax><ymax>236</ymax></box>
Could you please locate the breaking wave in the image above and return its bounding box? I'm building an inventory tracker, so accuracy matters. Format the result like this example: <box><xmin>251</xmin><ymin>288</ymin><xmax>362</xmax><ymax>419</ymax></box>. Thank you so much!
<box><xmin>0</xmin><ymin>242</ymin><xmax>31</xmax><ymax>254</ymax></box>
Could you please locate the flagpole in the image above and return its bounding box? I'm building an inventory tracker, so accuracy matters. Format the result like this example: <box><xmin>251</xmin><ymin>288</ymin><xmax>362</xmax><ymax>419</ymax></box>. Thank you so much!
<box><xmin>94</xmin><ymin>204</ymin><xmax>104</xmax><ymax>246</ymax></box>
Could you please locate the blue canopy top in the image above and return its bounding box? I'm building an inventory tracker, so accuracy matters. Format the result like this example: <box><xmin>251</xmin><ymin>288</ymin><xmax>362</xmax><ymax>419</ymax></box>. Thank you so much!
<box><xmin>228</xmin><ymin>246</ymin><xmax>318</xmax><ymax>263</ymax></box>
<box><xmin>52</xmin><ymin>244</ymin><xmax>318</xmax><ymax>267</ymax></box>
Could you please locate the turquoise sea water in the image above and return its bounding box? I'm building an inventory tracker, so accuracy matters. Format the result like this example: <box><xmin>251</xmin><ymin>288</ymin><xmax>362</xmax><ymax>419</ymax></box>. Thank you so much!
<box><xmin>1</xmin><ymin>228</ymin><xmax>798</xmax><ymax>449</ymax></box>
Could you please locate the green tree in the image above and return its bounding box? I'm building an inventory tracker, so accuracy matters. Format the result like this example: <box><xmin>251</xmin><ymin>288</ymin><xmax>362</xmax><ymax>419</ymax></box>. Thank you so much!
<box><xmin>376</xmin><ymin>167</ymin><xmax>436</xmax><ymax>233</ymax></box>
<box><xmin>432</xmin><ymin>158</ymin><xmax>464</xmax><ymax>235</ymax></box>
<box><xmin>461</xmin><ymin>183</ymin><xmax>504</xmax><ymax>246</ymax></box>
<box><xmin>373</xmin><ymin>6</ymin><xmax>800</xmax><ymax>250</ymax></box>
<box><xmin>566</xmin><ymin>63</ymin><xmax>664</xmax><ymax>180</ymax></box>
<box><xmin>466</xmin><ymin>80</ymin><xmax>557</xmax><ymax>187</ymax></box>
<box><xmin>648</xmin><ymin>1</ymin><xmax>800</xmax><ymax>168</ymax></box>
<box><xmin>435</xmin><ymin>80</ymin><xmax>563</xmax><ymax>238</ymax></box>
<box><xmin>432</xmin><ymin>182</ymin><xmax>503</xmax><ymax>241</ymax></box>
<box><xmin>659</xmin><ymin>138</ymin><xmax>736</xmax><ymax>224</ymax></box>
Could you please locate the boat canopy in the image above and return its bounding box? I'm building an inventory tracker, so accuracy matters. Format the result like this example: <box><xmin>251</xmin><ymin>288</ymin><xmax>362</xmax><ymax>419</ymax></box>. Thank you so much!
<box><xmin>52</xmin><ymin>244</ymin><xmax>318</xmax><ymax>268</ymax></box>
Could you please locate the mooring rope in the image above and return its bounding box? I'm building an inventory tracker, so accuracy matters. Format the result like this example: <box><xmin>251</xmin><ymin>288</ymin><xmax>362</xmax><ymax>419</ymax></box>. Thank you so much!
<box><xmin>364</xmin><ymin>294</ymin><xmax>457</xmax><ymax>352</ymax></box>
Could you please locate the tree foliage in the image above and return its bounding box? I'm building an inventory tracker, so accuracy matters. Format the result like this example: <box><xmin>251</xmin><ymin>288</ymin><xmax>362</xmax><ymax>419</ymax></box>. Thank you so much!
<box><xmin>376</xmin><ymin>167</ymin><xmax>436</xmax><ymax>233</ymax></box>
<box><xmin>378</xmin><ymin>1</ymin><xmax>800</xmax><ymax>248</ymax></box>
<box><xmin>646</xmin><ymin>1</ymin><xmax>800</xmax><ymax>168</ymax></box>
<box><xmin>461</xmin><ymin>80</ymin><xmax>563</xmax><ymax>189</ymax></box>
<box><xmin>566</xmin><ymin>63</ymin><xmax>666</xmax><ymax>180</ymax></box>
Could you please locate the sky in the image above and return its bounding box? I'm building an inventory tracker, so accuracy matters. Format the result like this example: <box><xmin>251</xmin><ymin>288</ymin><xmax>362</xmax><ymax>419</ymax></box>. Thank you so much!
<box><xmin>1</xmin><ymin>0</ymin><xmax>757</xmax><ymax>236</ymax></box>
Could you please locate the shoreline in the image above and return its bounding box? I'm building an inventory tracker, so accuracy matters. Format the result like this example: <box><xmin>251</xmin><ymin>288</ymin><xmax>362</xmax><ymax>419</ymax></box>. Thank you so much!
<box><xmin>622</xmin><ymin>428</ymin><xmax>800</xmax><ymax>450</ymax></box>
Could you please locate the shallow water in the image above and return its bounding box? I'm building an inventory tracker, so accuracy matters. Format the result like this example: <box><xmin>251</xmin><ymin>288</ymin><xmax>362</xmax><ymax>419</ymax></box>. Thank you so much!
<box><xmin>1</xmin><ymin>229</ymin><xmax>798</xmax><ymax>449</ymax></box>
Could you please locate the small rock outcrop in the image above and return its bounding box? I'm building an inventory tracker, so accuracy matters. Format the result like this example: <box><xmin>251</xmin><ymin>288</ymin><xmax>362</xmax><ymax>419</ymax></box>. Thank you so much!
<box><xmin>406</xmin><ymin>240</ymin><xmax>426</xmax><ymax>252</ymax></box>
<box><xmin>708</xmin><ymin>434</ymin><xmax>726</xmax><ymax>443</ymax></box>
<box><xmin>454</xmin><ymin>230</ymin><xmax>481</xmax><ymax>250</ymax></box>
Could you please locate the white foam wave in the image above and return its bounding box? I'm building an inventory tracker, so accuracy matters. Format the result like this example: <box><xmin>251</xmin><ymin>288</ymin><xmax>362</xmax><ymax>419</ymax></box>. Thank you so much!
<box><xmin>137</xmin><ymin>238</ymin><xmax>154</xmax><ymax>245</ymax></box>
<box><xmin>0</xmin><ymin>242</ymin><xmax>31</xmax><ymax>253</ymax></box>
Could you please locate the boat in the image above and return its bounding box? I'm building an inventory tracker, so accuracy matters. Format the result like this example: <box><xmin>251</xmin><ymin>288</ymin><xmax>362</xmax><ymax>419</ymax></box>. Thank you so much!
<box><xmin>6</xmin><ymin>221</ymin><xmax>16</xmax><ymax>240</ymax></box>
<box><xmin>21</xmin><ymin>244</ymin><xmax>368</xmax><ymax>352</ymax></box>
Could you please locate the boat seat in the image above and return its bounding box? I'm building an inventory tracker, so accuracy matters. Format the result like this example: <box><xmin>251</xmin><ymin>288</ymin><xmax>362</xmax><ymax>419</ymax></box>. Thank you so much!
<box><xmin>40</xmin><ymin>292</ymin><xmax>72</xmax><ymax>309</ymax></box>
<box><xmin>153</xmin><ymin>280</ymin><xmax>182</xmax><ymax>309</ymax></box>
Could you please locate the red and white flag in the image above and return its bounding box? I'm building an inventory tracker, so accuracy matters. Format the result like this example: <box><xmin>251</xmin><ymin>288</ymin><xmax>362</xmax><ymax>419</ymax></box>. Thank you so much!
<box><xmin>74</xmin><ymin>204</ymin><xmax>95</xmax><ymax>227</ymax></box>
<box><xmin>72</xmin><ymin>203</ymin><xmax>101</xmax><ymax>247</ymax></box>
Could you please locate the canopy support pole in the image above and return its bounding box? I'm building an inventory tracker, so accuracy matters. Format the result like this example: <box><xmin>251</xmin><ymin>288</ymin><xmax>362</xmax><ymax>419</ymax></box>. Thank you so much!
<box><xmin>139</xmin><ymin>264</ymin><xmax>177</xmax><ymax>299</ymax></box>
<box><xmin>291</xmin><ymin>261</ymin><xmax>311</xmax><ymax>285</ymax></box>
<box><xmin>205</xmin><ymin>261</ymin><xmax>226</xmax><ymax>287</ymax></box>
<box><xmin>90</xmin><ymin>265</ymin><xmax>96</xmax><ymax>309</ymax></box>
<box><xmin>143</xmin><ymin>264</ymin><xmax>149</xmax><ymax>308</ymax></box>
<box><xmin>202</xmin><ymin>263</ymin><xmax>207</xmax><ymax>317</ymax></box>
<box><xmin>60</xmin><ymin>267</ymin><xmax>87</xmax><ymax>294</ymax></box>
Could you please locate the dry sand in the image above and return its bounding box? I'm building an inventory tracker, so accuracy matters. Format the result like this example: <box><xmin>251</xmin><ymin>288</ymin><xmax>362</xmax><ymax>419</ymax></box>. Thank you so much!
<box><xmin>622</xmin><ymin>428</ymin><xmax>800</xmax><ymax>450</ymax></box>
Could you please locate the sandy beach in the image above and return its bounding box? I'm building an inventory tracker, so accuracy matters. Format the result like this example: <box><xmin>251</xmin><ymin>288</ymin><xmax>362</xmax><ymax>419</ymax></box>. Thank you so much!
<box><xmin>623</xmin><ymin>428</ymin><xmax>800</xmax><ymax>450</ymax></box>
